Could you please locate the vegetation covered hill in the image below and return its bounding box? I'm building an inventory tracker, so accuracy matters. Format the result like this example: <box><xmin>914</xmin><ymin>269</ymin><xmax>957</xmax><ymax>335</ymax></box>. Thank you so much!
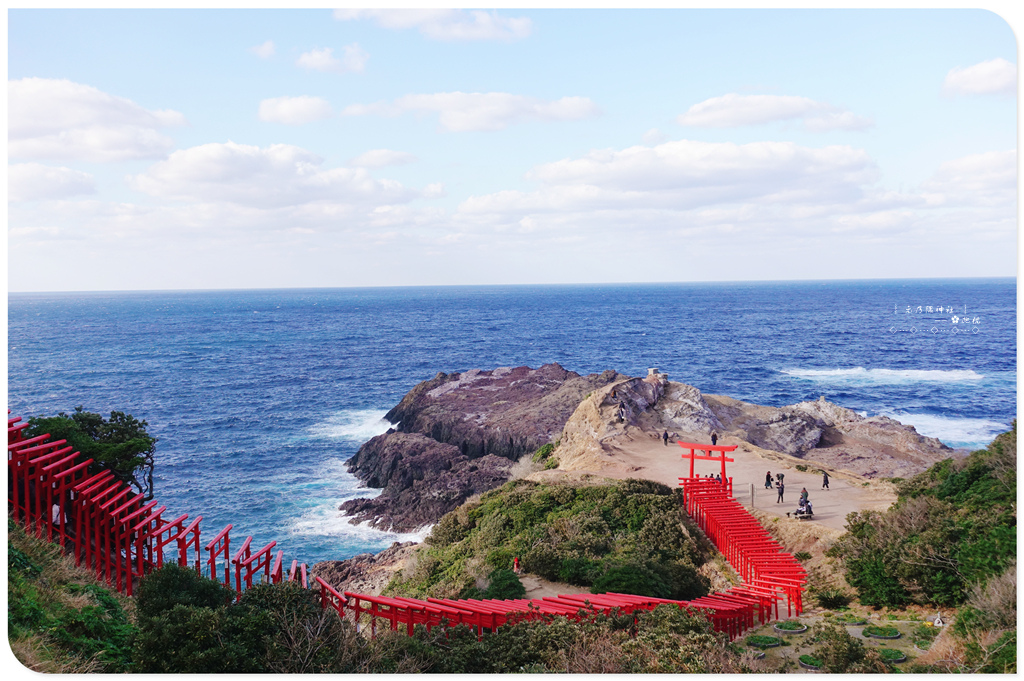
<box><xmin>830</xmin><ymin>422</ymin><xmax>1016</xmax><ymax>672</ymax></box>
<box><xmin>385</xmin><ymin>477</ymin><xmax>714</xmax><ymax>601</ymax></box>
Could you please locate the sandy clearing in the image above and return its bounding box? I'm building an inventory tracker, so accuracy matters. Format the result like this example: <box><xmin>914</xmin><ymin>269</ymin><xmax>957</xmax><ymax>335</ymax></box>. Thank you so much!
<box><xmin>550</xmin><ymin>427</ymin><xmax>898</xmax><ymax>533</ymax></box>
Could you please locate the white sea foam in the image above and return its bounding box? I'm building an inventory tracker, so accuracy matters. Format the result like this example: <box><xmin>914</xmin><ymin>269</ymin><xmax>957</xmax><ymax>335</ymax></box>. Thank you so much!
<box><xmin>289</xmin><ymin>503</ymin><xmax>430</xmax><ymax>545</ymax></box>
<box><xmin>881</xmin><ymin>412</ymin><xmax>1010</xmax><ymax>449</ymax></box>
<box><xmin>781</xmin><ymin>367</ymin><xmax>984</xmax><ymax>383</ymax></box>
<box><xmin>308</xmin><ymin>409</ymin><xmax>391</xmax><ymax>442</ymax></box>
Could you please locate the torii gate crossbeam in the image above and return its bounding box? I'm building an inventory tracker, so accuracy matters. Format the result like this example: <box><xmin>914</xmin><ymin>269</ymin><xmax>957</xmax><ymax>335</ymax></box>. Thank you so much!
<box><xmin>676</xmin><ymin>440</ymin><xmax>737</xmax><ymax>481</ymax></box>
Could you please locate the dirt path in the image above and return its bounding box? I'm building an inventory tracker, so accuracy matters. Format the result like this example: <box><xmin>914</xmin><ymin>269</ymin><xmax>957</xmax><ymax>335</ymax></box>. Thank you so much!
<box><xmin>569</xmin><ymin>429</ymin><xmax>898</xmax><ymax>532</ymax></box>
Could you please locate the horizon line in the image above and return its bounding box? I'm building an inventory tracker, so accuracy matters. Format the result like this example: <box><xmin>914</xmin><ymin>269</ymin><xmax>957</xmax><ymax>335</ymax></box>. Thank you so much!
<box><xmin>5</xmin><ymin>275</ymin><xmax>1017</xmax><ymax>297</ymax></box>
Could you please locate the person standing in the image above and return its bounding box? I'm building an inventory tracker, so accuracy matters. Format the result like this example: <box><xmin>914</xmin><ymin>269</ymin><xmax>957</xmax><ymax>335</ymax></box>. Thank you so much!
<box><xmin>822</xmin><ymin>471</ymin><xmax>830</xmax><ymax>490</ymax></box>
<box><xmin>711</xmin><ymin>430</ymin><xmax>719</xmax><ymax>446</ymax></box>
<box><xmin>800</xmin><ymin>487</ymin><xmax>808</xmax><ymax>503</ymax></box>
<box><xmin>776</xmin><ymin>480</ymin><xmax>785</xmax><ymax>504</ymax></box>
<box><xmin>765</xmin><ymin>471</ymin><xmax>773</xmax><ymax>489</ymax></box>
<box><xmin>662</xmin><ymin>430</ymin><xmax>669</xmax><ymax>446</ymax></box>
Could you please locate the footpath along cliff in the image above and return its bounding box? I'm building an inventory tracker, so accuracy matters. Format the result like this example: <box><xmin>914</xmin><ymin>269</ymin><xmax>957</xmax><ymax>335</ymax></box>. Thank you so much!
<box><xmin>339</xmin><ymin>364</ymin><xmax>955</xmax><ymax>535</ymax></box>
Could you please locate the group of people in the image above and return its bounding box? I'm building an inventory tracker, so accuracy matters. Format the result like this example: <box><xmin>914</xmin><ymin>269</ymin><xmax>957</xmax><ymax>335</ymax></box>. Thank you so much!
<box><xmin>764</xmin><ymin>469</ymin><xmax>830</xmax><ymax>509</ymax></box>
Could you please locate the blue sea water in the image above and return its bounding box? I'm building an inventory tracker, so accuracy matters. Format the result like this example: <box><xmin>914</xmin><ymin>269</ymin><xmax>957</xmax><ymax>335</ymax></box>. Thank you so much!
<box><xmin>7</xmin><ymin>279</ymin><xmax>1016</xmax><ymax>566</ymax></box>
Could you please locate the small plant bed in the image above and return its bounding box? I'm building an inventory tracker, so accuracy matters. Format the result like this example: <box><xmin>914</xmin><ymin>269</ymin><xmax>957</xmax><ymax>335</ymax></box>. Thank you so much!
<box><xmin>745</xmin><ymin>634</ymin><xmax>782</xmax><ymax>649</ymax></box>
<box><xmin>773</xmin><ymin>620</ymin><xmax>808</xmax><ymax>634</ymax></box>
<box><xmin>878</xmin><ymin>648</ymin><xmax>907</xmax><ymax>663</ymax></box>
<box><xmin>799</xmin><ymin>654</ymin><xmax>823</xmax><ymax>670</ymax></box>
<box><xmin>831</xmin><ymin>612</ymin><xmax>868</xmax><ymax>625</ymax></box>
<box><xmin>911</xmin><ymin>623</ymin><xmax>939</xmax><ymax>650</ymax></box>
<box><xmin>863</xmin><ymin>625</ymin><xmax>901</xmax><ymax>639</ymax></box>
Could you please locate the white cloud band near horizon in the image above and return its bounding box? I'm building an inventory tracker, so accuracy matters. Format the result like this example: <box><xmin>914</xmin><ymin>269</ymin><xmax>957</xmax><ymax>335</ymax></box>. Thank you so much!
<box><xmin>8</xmin><ymin>77</ymin><xmax>187</xmax><ymax>162</ymax></box>
<box><xmin>343</xmin><ymin>91</ymin><xmax>600</xmax><ymax>131</ymax></box>
<box><xmin>943</xmin><ymin>58</ymin><xmax>1017</xmax><ymax>96</ymax></box>
<box><xmin>128</xmin><ymin>141</ymin><xmax>419</xmax><ymax>209</ymax></box>
<box><xmin>333</xmin><ymin>9</ymin><xmax>532</xmax><ymax>42</ymax></box>
<box><xmin>678</xmin><ymin>93</ymin><xmax>873</xmax><ymax>131</ymax></box>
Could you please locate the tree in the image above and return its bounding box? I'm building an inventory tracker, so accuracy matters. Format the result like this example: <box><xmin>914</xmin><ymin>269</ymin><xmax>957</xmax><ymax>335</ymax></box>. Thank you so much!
<box><xmin>28</xmin><ymin>407</ymin><xmax>157</xmax><ymax>500</ymax></box>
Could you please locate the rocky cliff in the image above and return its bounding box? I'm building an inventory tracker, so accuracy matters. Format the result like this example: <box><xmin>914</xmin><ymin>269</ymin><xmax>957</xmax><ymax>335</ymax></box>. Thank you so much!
<box><xmin>342</xmin><ymin>366</ymin><xmax>957</xmax><ymax>533</ymax></box>
<box><xmin>341</xmin><ymin>364</ymin><xmax>624</xmax><ymax>531</ymax></box>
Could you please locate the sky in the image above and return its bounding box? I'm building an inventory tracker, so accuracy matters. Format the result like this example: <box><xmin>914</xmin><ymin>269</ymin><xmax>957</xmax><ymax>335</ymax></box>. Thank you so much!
<box><xmin>5</xmin><ymin>7</ymin><xmax>1019</xmax><ymax>292</ymax></box>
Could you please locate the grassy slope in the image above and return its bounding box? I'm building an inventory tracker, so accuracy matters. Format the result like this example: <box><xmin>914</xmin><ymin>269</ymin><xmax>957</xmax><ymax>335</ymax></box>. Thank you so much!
<box><xmin>7</xmin><ymin>518</ymin><xmax>136</xmax><ymax>673</ymax></box>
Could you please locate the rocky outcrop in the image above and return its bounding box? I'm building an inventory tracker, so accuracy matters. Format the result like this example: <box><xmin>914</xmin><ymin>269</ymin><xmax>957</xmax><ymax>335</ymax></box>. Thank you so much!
<box><xmin>556</xmin><ymin>380</ymin><xmax>956</xmax><ymax>480</ymax></box>
<box><xmin>384</xmin><ymin>364</ymin><xmax>623</xmax><ymax>461</ymax></box>
<box><xmin>343</xmin><ymin>364</ymin><xmax>624</xmax><ymax>531</ymax></box>
<box><xmin>340</xmin><ymin>432</ymin><xmax>513</xmax><ymax>532</ymax></box>
<box><xmin>312</xmin><ymin>542</ymin><xmax>418</xmax><ymax>596</ymax></box>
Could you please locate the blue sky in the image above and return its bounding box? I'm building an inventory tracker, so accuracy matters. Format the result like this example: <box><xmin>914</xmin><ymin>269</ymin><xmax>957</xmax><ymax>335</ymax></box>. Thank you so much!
<box><xmin>6</xmin><ymin>8</ymin><xmax>1019</xmax><ymax>291</ymax></box>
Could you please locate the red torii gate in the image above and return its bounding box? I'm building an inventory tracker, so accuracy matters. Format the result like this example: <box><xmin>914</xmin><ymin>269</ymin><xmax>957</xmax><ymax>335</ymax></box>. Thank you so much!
<box><xmin>677</xmin><ymin>440</ymin><xmax>736</xmax><ymax>482</ymax></box>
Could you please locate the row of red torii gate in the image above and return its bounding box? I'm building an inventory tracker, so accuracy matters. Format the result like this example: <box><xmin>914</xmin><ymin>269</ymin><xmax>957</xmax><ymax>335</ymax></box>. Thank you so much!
<box><xmin>8</xmin><ymin>415</ymin><xmax>805</xmax><ymax>641</ymax></box>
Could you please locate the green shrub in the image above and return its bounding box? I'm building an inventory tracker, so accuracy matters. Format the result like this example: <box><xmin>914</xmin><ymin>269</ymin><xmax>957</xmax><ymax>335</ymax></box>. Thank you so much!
<box><xmin>532</xmin><ymin>443</ymin><xmax>555</xmax><ymax>463</ymax></box>
<box><xmin>878</xmin><ymin>648</ymin><xmax>905</xmax><ymax>661</ymax></box>
<box><xmin>794</xmin><ymin>551</ymin><xmax>812</xmax><ymax>561</ymax></box>
<box><xmin>483</xmin><ymin>569</ymin><xmax>526</xmax><ymax>600</ymax></box>
<box><xmin>800</xmin><ymin>654</ymin><xmax>822</xmax><ymax>667</ymax></box>
<box><xmin>592</xmin><ymin>563</ymin><xmax>670</xmax><ymax>598</ymax></box>
<box><xmin>134</xmin><ymin>563</ymin><xmax>235</xmax><ymax>618</ymax></box>
<box><xmin>775</xmin><ymin>620</ymin><xmax>805</xmax><ymax>630</ymax></box>
<box><xmin>745</xmin><ymin>635</ymin><xmax>781</xmax><ymax>648</ymax></box>
<box><xmin>815</xmin><ymin>588</ymin><xmax>852</xmax><ymax>609</ymax></box>
<box><xmin>863</xmin><ymin>625</ymin><xmax>900</xmax><ymax>638</ymax></box>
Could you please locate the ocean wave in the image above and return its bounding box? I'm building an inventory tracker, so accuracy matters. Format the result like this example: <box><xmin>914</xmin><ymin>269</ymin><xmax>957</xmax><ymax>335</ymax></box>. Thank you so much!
<box><xmin>308</xmin><ymin>409</ymin><xmax>392</xmax><ymax>442</ymax></box>
<box><xmin>881</xmin><ymin>412</ymin><xmax>1010</xmax><ymax>449</ymax></box>
<box><xmin>288</xmin><ymin>503</ymin><xmax>430</xmax><ymax>545</ymax></box>
<box><xmin>781</xmin><ymin>367</ymin><xmax>984</xmax><ymax>383</ymax></box>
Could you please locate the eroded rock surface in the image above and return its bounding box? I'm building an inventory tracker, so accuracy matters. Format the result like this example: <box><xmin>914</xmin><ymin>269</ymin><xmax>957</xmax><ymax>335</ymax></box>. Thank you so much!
<box><xmin>311</xmin><ymin>542</ymin><xmax>418</xmax><ymax>596</ymax></box>
<box><xmin>342</xmin><ymin>364</ymin><xmax>623</xmax><ymax>531</ymax></box>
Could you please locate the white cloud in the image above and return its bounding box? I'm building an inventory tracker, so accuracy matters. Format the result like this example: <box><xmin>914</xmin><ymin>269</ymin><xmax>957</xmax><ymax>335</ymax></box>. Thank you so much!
<box><xmin>456</xmin><ymin>139</ymin><xmax>883</xmax><ymax>233</ymax></box>
<box><xmin>258</xmin><ymin>96</ymin><xmax>334</xmax><ymax>125</ymax></box>
<box><xmin>343</xmin><ymin>92</ymin><xmax>600</xmax><ymax>132</ymax></box>
<box><xmin>296</xmin><ymin>44</ymin><xmax>368</xmax><ymax>74</ymax></box>
<box><xmin>128</xmin><ymin>141</ymin><xmax>418</xmax><ymax>209</ymax></box>
<box><xmin>8</xmin><ymin>163</ymin><xmax>96</xmax><ymax>202</ymax></box>
<box><xmin>349</xmin><ymin>149</ymin><xmax>418</xmax><ymax>168</ymax></box>
<box><xmin>451</xmin><ymin>139</ymin><xmax>1016</xmax><ymax>255</ymax></box>
<box><xmin>333</xmin><ymin>9</ymin><xmax>531</xmax><ymax>42</ymax></box>
<box><xmin>920</xmin><ymin>150</ymin><xmax>1017</xmax><ymax>206</ymax></box>
<box><xmin>8</xmin><ymin>78</ymin><xmax>187</xmax><ymax>162</ymax></box>
<box><xmin>678</xmin><ymin>93</ymin><xmax>872</xmax><ymax>131</ymax></box>
<box><xmin>943</xmin><ymin>58</ymin><xmax>1017</xmax><ymax>96</ymax></box>
<box><xmin>250</xmin><ymin>40</ymin><xmax>275</xmax><ymax>59</ymax></box>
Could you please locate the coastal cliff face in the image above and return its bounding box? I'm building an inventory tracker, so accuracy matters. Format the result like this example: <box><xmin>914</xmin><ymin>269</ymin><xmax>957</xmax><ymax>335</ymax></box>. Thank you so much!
<box><xmin>342</xmin><ymin>366</ymin><xmax>956</xmax><ymax>533</ymax></box>
<box><xmin>341</xmin><ymin>364</ymin><xmax>624</xmax><ymax>532</ymax></box>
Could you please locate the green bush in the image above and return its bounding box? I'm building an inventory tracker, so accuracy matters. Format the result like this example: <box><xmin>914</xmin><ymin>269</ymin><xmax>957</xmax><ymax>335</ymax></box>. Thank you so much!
<box><xmin>532</xmin><ymin>443</ymin><xmax>555</xmax><ymax>463</ymax></box>
<box><xmin>815</xmin><ymin>588</ymin><xmax>852</xmax><ymax>609</ymax></box>
<box><xmin>484</xmin><ymin>569</ymin><xmax>525</xmax><ymax>600</ymax></box>
<box><xmin>592</xmin><ymin>564</ymin><xmax>670</xmax><ymax>599</ymax></box>
<box><xmin>834</xmin><ymin>425</ymin><xmax>1016</xmax><ymax>610</ymax></box>
<box><xmin>134</xmin><ymin>563</ymin><xmax>234</xmax><ymax>618</ymax></box>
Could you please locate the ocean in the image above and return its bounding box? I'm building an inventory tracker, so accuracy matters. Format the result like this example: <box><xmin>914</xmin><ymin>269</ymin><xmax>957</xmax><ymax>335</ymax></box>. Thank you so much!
<box><xmin>7</xmin><ymin>278</ymin><xmax>1016</xmax><ymax>566</ymax></box>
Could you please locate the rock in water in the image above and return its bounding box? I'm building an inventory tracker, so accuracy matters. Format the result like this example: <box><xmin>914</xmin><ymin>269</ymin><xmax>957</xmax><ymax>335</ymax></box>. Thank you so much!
<box><xmin>342</xmin><ymin>364</ymin><xmax>623</xmax><ymax>532</ymax></box>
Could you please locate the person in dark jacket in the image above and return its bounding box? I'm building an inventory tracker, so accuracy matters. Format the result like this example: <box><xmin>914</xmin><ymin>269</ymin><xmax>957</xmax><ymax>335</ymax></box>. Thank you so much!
<box><xmin>765</xmin><ymin>471</ymin><xmax>773</xmax><ymax>489</ymax></box>
<box><xmin>822</xmin><ymin>471</ymin><xmax>830</xmax><ymax>490</ymax></box>
<box><xmin>776</xmin><ymin>481</ymin><xmax>785</xmax><ymax>503</ymax></box>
